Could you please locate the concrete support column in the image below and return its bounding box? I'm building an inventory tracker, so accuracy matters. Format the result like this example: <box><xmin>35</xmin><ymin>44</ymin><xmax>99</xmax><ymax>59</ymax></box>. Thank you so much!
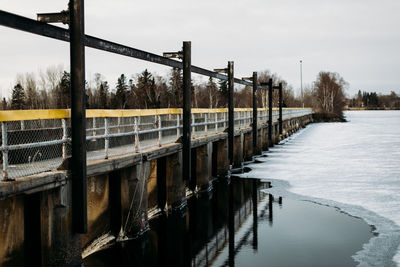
<box><xmin>243</xmin><ymin>132</ymin><xmax>253</xmax><ymax>161</ymax></box>
<box><xmin>82</xmin><ymin>174</ymin><xmax>110</xmax><ymax>248</ymax></box>
<box><xmin>0</xmin><ymin>196</ymin><xmax>25</xmax><ymax>266</ymax></box>
<box><xmin>215</xmin><ymin>139</ymin><xmax>229</xmax><ymax>176</ymax></box>
<box><xmin>256</xmin><ymin>128</ymin><xmax>262</xmax><ymax>154</ymax></box>
<box><xmin>274</xmin><ymin>124</ymin><xmax>280</xmax><ymax>144</ymax></box>
<box><xmin>262</xmin><ymin>127</ymin><xmax>269</xmax><ymax>151</ymax></box>
<box><xmin>233</xmin><ymin>134</ymin><xmax>244</xmax><ymax>167</ymax></box>
<box><xmin>195</xmin><ymin>143</ymin><xmax>213</xmax><ymax>191</ymax></box>
<box><xmin>166</xmin><ymin>152</ymin><xmax>186</xmax><ymax>210</ymax></box>
<box><xmin>147</xmin><ymin>160</ymin><xmax>159</xmax><ymax>216</ymax></box>
<box><xmin>40</xmin><ymin>181</ymin><xmax>82</xmax><ymax>266</ymax></box>
<box><xmin>121</xmin><ymin>164</ymin><xmax>149</xmax><ymax>237</ymax></box>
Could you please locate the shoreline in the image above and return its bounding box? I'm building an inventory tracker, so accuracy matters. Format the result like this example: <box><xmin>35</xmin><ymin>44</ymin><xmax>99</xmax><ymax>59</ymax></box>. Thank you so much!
<box><xmin>345</xmin><ymin>108</ymin><xmax>400</xmax><ymax>111</ymax></box>
<box><xmin>84</xmin><ymin>176</ymin><xmax>378</xmax><ymax>267</ymax></box>
<box><xmin>237</xmin><ymin>124</ymin><xmax>400</xmax><ymax>266</ymax></box>
<box><xmin>252</xmin><ymin>177</ymin><xmax>400</xmax><ymax>267</ymax></box>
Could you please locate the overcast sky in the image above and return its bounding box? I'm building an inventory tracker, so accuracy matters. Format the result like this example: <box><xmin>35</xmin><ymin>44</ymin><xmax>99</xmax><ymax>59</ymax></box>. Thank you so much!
<box><xmin>1</xmin><ymin>0</ymin><xmax>399</xmax><ymax>98</ymax></box>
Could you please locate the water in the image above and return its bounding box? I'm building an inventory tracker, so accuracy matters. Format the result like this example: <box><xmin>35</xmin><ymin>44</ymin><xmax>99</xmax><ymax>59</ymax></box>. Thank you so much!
<box><xmin>241</xmin><ymin>110</ymin><xmax>400</xmax><ymax>266</ymax></box>
<box><xmin>85</xmin><ymin>178</ymin><xmax>373</xmax><ymax>267</ymax></box>
<box><xmin>84</xmin><ymin>110</ymin><xmax>398</xmax><ymax>267</ymax></box>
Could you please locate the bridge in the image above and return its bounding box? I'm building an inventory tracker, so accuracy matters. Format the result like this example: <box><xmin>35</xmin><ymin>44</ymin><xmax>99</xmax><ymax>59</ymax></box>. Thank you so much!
<box><xmin>0</xmin><ymin>106</ymin><xmax>312</xmax><ymax>266</ymax></box>
<box><xmin>0</xmin><ymin>107</ymin><xmax>311</xmax><ymax>181</ymax></box>
<box><xmin>0</xmin><ymin>4</ymin><xmax>314</xmax><ymax>266</ymax></box>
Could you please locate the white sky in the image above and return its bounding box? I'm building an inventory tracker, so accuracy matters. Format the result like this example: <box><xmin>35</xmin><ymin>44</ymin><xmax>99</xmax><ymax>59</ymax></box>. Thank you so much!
<box><xmin>1</xmin><ymin>0</ymin><xmax>399</xmax><ymax>98</ymax></box>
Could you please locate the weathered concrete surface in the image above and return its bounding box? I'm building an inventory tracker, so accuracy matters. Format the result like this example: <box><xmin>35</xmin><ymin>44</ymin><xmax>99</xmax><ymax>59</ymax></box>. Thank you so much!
<box><xmin>261</xmin><ymin>127</ymin><xmax>269</xmax><ymax>150</ymax></box>
<box><xmin>233</xmin><ymin>134</ymin><xmax>244</xmax><ymax>167</ymax></box>
<box><xmin>0</xmin><ymin>180</ymin><xmax>82</xmax><ymax>267</ymax></box>
<box><xmin>120</xmin><ymin>164</ymin><xmax>148</xmax><ymax>237</ymax></box>
<box><xmin>215</xmin><ymin>139</ymin><xmax>229</xmax><ymax>176</ymax></box>
<box><xmin>243</xmin><ymin>132</ymin><xmax>253</xmax><ymax>161</ymax></box>
<box><xmin>0</xmin><ymin>171</ymin><xmax>67</xmax><ymax>200</ymax></box>
<box><xmin>254</xmin><ymin>128</ymin><xmax>262</xmax><ymax>155</ymax></box>
<box><xmin>82</xmin><ymin>174</ymin><xmax>110</xmax><ymax>249</ymax></box>
<box><xmin>147</xmin><ymin>160</ymin><xmax>159</xmax><ymax>214</ymax></box>
<box><xmin>195</xmin><ymin>143</ymin><xmax>213</xmax><ymax>191</ymax></box>
<box><xmin>0</xmin><ymin>196</ymin><xmax>25</xmax><ymax>266</ymax></box>
<box><xmin>40</xmin><ymin>182</ymin><xmax>82</xmax><ymax>266</ymax></box>
<box><xmin>165</xmin><ymin>152</ymin><xmax>185</xmax><ymax>209</ymax></box>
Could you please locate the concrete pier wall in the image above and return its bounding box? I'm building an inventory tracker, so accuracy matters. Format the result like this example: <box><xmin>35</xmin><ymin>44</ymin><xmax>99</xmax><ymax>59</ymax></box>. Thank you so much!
<box><xmin>0</xmin><ymin>114</ymin><xmax>312</xmax><ymax>266</ymax></box>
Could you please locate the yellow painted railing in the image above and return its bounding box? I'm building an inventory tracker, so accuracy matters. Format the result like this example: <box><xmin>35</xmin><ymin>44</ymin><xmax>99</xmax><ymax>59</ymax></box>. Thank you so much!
<box><xmin>0</xmin><ymin>108</ymin><xmax>312</xmax><ymax>122</ymax></box>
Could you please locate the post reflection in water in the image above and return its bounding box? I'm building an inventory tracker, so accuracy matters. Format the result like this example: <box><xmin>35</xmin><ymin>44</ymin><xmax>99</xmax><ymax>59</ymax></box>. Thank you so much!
<box><xmin>228</xmin><ymin>179</ymin><xmax>235</xmax><ymax>267</ymax></box>
<box><xmin>84</xmin><ymin>177</ymin><xmax>276</xmax><ymax>267</ymax></box>
<box><xmin>252</xmin><ymin>179</ymin><xmax>258</xmax><ymax>251</ymax></box>
<box><xmin>269</xmin><ymin>194</ymin><xmax>274</xmax><ymax>225</ymax></box>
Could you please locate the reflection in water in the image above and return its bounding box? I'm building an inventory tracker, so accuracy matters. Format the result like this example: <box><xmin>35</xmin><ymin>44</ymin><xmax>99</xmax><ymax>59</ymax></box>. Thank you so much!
<box><xmin>84</xmin><ymin>177</ymin><xmax>274</xmax><ymax>267</ymax></box>
<box><xmin>228</xmin><ymin>179</ymin><xmax>235</xmax><ymax>267</ymax></box>
<box><xmin>269</xmin><ymin>194</ymin><xmax>273</xmax><ymax>226</ymax></box>
<box><xmin>252</xmin><ymin>179</ymin><xmax>258</xmax><ymax>252</ymax></box>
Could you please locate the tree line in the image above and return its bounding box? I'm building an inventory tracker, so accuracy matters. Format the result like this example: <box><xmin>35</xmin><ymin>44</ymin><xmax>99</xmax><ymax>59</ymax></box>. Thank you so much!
<box><xmin>3</xmin><ymin>66</ymin><xmax>356</xmax><ymax>119</ymax></box>
<box><xmin>3</xmin><ymin>67</ymin><xmax>302</xmax><ymax>110</ymax></box>
<box><xmin>348</xmin><ymin>90</ymin><xmax>400</xmax><ymax>109</ymax></box>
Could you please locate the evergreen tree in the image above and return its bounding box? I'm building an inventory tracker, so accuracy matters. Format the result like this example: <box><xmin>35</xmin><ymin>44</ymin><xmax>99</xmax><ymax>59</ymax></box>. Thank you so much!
<box><xmin>115</xmin><ymin>74</ymin><xmax>128</xmax><ymax>108</ymax></box>
<box><xmin>58</xmin><ymin>71</ymin><xmax>71</xmax><ymax>108</ymax></box>
<box><xmin>98</xmin><ymin>81</ymin><xmax>109</xmax><ymax>108</ymax></box>
<box><xmin>169</xmin><ymin>68</ymin><xmax>183</xmax><ymax>107</ymax></box>
<box><xmin>218</xmin><ymin>79</ymin><xmax>228</xmax><ymax>107</ymax></box>
<box><xmin>362</xmin><ymin>92</ymin><xmax>379</xmax><ymax>107</ymax></box>
<box><xmin>11</xmin><ymin>83</ymin><xmax>25</xmax><ymax>109</ymax></box>
<box><xmin>136</xmin><ymin>69</ymin><xmax>159</xmax><ymax>108</ymax></box>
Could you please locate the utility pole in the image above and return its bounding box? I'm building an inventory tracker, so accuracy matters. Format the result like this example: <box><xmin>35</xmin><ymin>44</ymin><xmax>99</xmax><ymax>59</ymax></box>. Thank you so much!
<box><xmin>214</xmin><ymin>62</ymin><xmax>234</xmax><ymax>166</ymax></box>
<box><xmin>163</xmin><ymin>42</ymin><xmax>191</xmax><ymax>181</ymax></box>
<box><xmin>242</xmin><ymin>72</ymin><xmax>258</xmax><ymax>154</ymax></box>
<box><xmin>300</xmin><ymin>60</ymin><xmax>303</xmax><ymax>108</ymax></box>
<box><xmin>278</xmin><ymin>83</ymin><xmax>283</xmax><ymax>134</ymax></box>
<box><xmin>227</xmin><ymin>62</ymin><xmax>234</xmax><ymax>166</ymax></box>
<box><xmin>70</xmin><ymin>0</ymin><xmax>87</xmax><ymax>233</ymax></box>
<box><xmin>182</xmin><ymin>42</ymin><xmax>191</xmax><ymax>181</ymax></box>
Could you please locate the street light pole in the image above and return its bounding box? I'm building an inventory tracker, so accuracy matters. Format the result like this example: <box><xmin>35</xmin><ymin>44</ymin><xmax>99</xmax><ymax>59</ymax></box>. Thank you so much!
<box><xmin>300</xmin><ymin>60</ymin><xmax>303</xmax><ymax>108</ymax></box>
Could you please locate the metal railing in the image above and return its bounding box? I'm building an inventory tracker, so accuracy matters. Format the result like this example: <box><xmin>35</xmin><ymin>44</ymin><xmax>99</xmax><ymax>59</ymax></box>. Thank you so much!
<box><xmin>0</xmin><ymin>108</ymin><xmax>311</xmax><ymax>180</ymax></box>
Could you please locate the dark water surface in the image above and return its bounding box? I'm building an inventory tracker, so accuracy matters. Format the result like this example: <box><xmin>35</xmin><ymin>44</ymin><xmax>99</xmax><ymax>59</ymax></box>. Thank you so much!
<box><xmin>85</xmin><ymin>177</ymin><xmax>372</xmax><ymax>267</ymax></box>
<box><xmin>240</xmin><ymin>110</ymin><xmax>400</xmax><ymax>265</ymax></box>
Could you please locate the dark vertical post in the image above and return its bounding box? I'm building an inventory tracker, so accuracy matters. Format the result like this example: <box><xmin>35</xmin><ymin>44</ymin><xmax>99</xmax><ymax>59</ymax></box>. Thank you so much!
<box><xmin>24</xmin><ymin>194</ymin><xmax>42</xmax><ymax>266</ymax></box>
<box><xmin>278</xmin><ymin>82</ymin><xmax>283</xmax><ymax>135</ymax></box>
<box><xmin>69</xmin><ymin>0</ymin><xmax>87</xmax><ymax>233</ymax></box>
<box><xmin>182</xmin><ymin>41</ymin><xmax>191</xmax><ymax>181</ymax></box>
<box><xmin>252</xmin><ymin>72</ymin><xmax>258</xmax><ymax>154</ymax></box>
<box><xmin>268</xmin><ymin>78</ymin><xmax>273</xmax><ymax>146</ymax></box>
<box><xmin>268</xmin><ymin>194</ymin><xmax>273</xmax><ymax>225</ymax></box>
<box><xmin>228</xmin><ymin>181</ymin><xmax>235</xmax><ymax>267</ymax></box>
<box><xmin>252</xmin><ymin>179</ymin><xmax>258</xmax><ymax>251</ymax></box>
<box><xmin>228</xmin><ymin>61</ymin><xmax>234</xmax><ymax>166</ymax></box>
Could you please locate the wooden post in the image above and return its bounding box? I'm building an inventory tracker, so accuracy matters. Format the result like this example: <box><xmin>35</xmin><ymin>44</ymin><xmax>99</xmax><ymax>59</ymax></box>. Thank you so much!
<box><xmin>252</xmin><ymin>72</ymin><xmax>258</xmax><ymax>153</ymax></box>
<box><xmin>70</xmin><ymin>0</ymin><xmax>87</xmax><ymax>233</ymax></box>
<box><xmin>228</xmin><ymin>61</ymin><xmax>234</xmax><ymax>166</ymax></box>
<box><xmin>279</xmin><ymin>82</ymin><xmax>283</xmax><ymax>135</ymax></box>
<box><xmin>182</xmin><ymin>41</ymin><xmax>191</xmax><ymax>181</ymax></box>
<box><xmin>268</xmin><ymin>78</ymin><xmax>273</xmax><ymax>146</ymax></box>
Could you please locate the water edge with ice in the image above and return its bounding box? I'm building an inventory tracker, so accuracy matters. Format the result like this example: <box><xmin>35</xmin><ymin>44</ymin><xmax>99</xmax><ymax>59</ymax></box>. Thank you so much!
<box><xmin>239</xmin><ymin>111</ymin><xmax>400</xmax><ymax>266</ymax></box>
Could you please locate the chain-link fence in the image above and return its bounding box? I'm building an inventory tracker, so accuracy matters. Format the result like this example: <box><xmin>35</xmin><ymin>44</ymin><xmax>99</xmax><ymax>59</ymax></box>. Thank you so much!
<box><xmin>0</xmin><ymin>108</ymin><xmax>312</xmax><ymax>180</ymax></box>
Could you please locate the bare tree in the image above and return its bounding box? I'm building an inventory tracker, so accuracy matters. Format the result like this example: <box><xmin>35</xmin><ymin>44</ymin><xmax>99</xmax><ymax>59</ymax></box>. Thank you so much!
<box><xmin>206</xmin><ymin>77</ymin><xmax>219</xmax><ymax>108</ymax></box>
<box><xmin>313</xmin><ymin>71</ymin><xmax>347</xmax><ymax>117</ymax></box>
